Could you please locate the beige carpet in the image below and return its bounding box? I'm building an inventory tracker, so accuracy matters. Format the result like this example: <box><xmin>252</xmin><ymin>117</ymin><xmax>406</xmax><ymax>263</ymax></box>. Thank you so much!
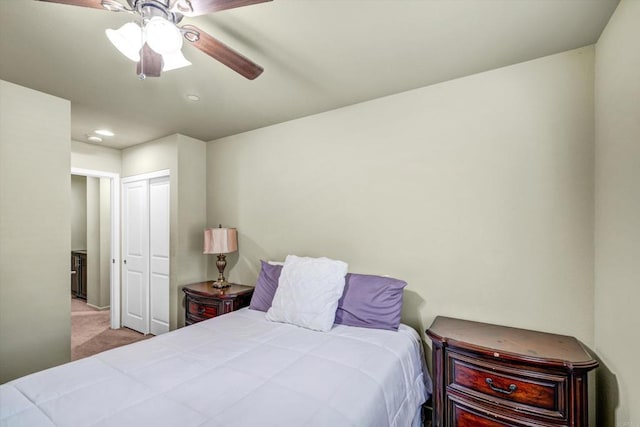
<box><xmin>71</xmin><ymin>297</ymin><xmax>151</xmax><ymax>361</ymax></box>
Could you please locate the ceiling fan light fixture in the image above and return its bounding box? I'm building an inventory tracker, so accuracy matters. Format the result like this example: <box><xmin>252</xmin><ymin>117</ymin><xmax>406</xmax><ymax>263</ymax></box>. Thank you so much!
<box><xmin>162</xmin><ymin>50</ymin><xmax>192</xmax><ymax>72</ymax></box>
<box><xmin>145</xmin><ymin>16</ymin><xmax>183</xmax><ymax>55</ymax></box>
<box><xmin>105</xmin><ymin>22</ymin><xmax>143</xmax><ymax>62</ymax></box>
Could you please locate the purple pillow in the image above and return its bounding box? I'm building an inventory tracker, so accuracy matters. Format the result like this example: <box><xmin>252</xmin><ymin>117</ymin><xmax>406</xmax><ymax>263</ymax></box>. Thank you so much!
<box><xmin>249</xmin><ymin>261</ymin><xmax>282</xmax><ymax>312</ymax></box>
<box><xmin>334</xmin><ymin>273</ymin><xmax>407</xmax><ymax>331</ymax></box>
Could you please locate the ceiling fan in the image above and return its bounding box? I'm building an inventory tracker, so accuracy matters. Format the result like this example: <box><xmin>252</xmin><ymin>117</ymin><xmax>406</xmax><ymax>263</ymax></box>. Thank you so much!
<box><xmin>37</xmin><ymin>0</ymin><xmax>271</xmax><ymax>79</ymax></box>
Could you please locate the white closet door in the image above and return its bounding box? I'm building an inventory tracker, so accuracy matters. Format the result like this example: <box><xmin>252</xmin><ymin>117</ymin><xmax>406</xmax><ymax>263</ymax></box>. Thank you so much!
<box><xmin>122</xmin><ymin>180</ymin><xmax>149</xmax><ymax>334</ymax></box>
<box><xmin>149</xmin><ymin>176</ymin><xmax>170</xmax><ymax>335</ymax></box>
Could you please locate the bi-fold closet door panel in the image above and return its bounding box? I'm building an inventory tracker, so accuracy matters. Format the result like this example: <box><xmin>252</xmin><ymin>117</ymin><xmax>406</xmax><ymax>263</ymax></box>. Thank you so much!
<box><xmin>123</xmin><ymin>180</ymin><xmax>149</xmax><ymax>334</ymax></box>
<box><xmin>122</xmin><ymin>175</ymin><xmax>169</xmax><ymax>335</ymax></box>
<box><xmin>149</xmin><ymin>177</ymin><xmax>170</xmax><ymax>335</ymax></box>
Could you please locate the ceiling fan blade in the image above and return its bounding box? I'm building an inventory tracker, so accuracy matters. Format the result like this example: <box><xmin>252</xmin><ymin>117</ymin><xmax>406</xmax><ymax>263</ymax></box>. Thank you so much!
<box><xmin>174</xmin><ymin>0</ymin><xmax>272</xmax><ymax>17</ymax></box>
<box><xmin>36</xmin><ymin>0</ymin><xmax>106</xmax><ymax>9</ymax></box>
<box><xmin>136</xmin><ymin>44</ymin><xmax>163</xmax><ymax>78</ymax></box>
<box><xmin>182</xmin><ymin>25</ymin><xmax>263</xmax><ymax>80</ymax></box>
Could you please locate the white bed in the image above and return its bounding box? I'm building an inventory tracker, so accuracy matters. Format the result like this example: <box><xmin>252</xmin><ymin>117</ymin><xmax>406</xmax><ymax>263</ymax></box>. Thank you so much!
<box><xmin>0</xmin><ymin>308</ymin><xmax>431</xmax><ymax>427</ymax></box>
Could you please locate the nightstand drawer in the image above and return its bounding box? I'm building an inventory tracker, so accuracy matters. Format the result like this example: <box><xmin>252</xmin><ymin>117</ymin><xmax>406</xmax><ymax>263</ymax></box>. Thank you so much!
<box><xmin>448</xmin><ymin>352</ymin><xmax>567</xmax><ymax>420</ymax></box>
<box><xmin>449</xmin><ymin>396</ymin><xmax>532</xmax><ymax>427</ymax></box>
<box><xmin>187</xmin><ymin>300</ymin><xmax>220</xmax><ymax>319</ymax></box>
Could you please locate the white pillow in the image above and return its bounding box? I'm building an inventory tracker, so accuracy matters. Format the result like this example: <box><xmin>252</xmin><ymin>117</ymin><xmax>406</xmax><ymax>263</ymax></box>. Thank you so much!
<box><xmin>265</xmin><ymin>255</ymin><xmax>348</xmax><ymax>332</ymax></box>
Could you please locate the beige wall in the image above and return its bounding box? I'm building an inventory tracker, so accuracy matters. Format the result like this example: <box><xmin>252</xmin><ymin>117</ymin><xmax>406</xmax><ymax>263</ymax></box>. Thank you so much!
<box><xmin>122</xmin><ymin>134</ymin><xmax>207</xmax><ymax>330</ymax></box>
<box><xmin>71</xmin><ymin>140</ymin><xmax>121</xmax><ymax>174</ymax></box>
<box><xmin>71</xmin><ymin>175</ymin><xmax>87</xmax><ymax>251</ymax></box>
<box><xmin>86</xmin><ymin>177</ymin><xmax>100</xmax><ymax>307</ymax></box>
<box><xmin>0</xmin><ymin>80</ymin><xmax>71</xmax><ymax>383</ymax></box>
<box><xmin>207</xmin><ymin>47</ymin><xmax>596</xmax><ymax>347</ymax></box>
<box><xmin>85</xmin><ymin>177</ymin><xmax>112</xmax><ymax>309</ymax></box>
<box><xmin>176</xmin><ymin>135</ymin><xmax>207</xmax><ymax>328</ymax></box>
<box><xmin>99</xmin><ymin>178</ymin><xmax>111</xmax><ymax>307</ymax></box>
<box><xmin>594</xmin><ymin>1</ymin><xmax>640</xmax><ymax>425</ymax></box>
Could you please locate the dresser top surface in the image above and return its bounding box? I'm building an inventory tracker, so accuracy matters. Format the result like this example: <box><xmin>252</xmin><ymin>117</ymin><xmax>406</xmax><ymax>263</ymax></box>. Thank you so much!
<box><xmin>183</xmin><ymin>282</ymin><xmax>254</xmax><ymax>298</ymax></box>
<box><xmin>426</xmin><ymin>316</ymin><xmax>597</xmax><ymax>369</ymax></box>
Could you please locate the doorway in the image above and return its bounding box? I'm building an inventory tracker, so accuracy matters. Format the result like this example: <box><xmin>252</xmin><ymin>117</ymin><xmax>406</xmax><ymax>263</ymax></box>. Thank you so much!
<box><xmin>70</xmin><ymin>167</ymin><xmax>121</xmax><ymax>329</ymax></box>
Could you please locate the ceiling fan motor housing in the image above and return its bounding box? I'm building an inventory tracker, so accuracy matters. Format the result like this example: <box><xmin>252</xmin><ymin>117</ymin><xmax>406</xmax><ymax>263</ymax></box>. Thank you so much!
<box><xmin>130</xmin><ymin>0</ymin><xmax>184</xmax><ymax>25</ymax></box>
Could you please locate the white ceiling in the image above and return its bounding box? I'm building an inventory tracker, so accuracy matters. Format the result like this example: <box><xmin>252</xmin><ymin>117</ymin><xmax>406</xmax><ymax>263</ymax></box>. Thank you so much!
<box><xmin>0</xmin><ymin>0</ymin><xmax>619</xmax><ymax>149</ymax></box>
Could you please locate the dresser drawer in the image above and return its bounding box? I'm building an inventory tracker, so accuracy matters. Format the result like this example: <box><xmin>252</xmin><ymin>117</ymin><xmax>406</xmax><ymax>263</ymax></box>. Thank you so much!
<box><xmin>187</xmin><ymin>299</ymin><xmax>221</xmax><ymax>319</ymax></box>
<box><xmin>454</xmin><ymin>405</ymin><xmax>512</xmax><ymax>427</ymax></box>
<box><xmin>448</xmin><ymin>352</ymin><xmax>567</xmax><ymax>420</ymax></box>
<box><xmin>449</xmin><ymin>395</ymin><xmax>540</xmax><ymax>427</ymax></box>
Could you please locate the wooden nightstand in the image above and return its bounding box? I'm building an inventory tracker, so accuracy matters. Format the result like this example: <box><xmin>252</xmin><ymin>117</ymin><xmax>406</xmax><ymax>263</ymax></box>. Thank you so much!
<box><xmin>183</xmin><ymin>282</ymin><xmax>254</xmax><ymax>325</ymax></box>
<box><xmin>426</xmin><ymin>316</ymin><xmax>598</xmax><ymax>427</ymax></box>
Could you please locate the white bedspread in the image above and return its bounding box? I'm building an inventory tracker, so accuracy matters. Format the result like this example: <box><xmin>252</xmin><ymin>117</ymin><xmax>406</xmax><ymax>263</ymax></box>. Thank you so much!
<box><xmin>0</xmin><ymin>308</ymin><xmax>431</xmax><ymax>427</ymax></box>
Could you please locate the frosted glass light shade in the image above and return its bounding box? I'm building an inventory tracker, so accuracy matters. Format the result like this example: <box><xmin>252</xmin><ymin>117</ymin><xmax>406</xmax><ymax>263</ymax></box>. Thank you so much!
<box><xmin>105</xmin><ymin>22</ymin><xmax>143</xmax><ymax>62</ymax></box>
<box><xmin>162</xmin><ymin>50</ymin><xmax>192</xmax><ymax>71</ymax></box>
<box><xmin>145</xmin><ymin>16</ymin><xmax>183</xmax><ymax>55</ymax></box>
<box><xmin>204</xmin><ymin>228</ymin><xmax>238</xmax><ymax>254</ymax></box>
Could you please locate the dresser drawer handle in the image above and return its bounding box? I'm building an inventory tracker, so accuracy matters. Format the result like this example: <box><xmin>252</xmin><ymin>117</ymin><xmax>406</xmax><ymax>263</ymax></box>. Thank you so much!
<box><xmin>485</xmin><ymin>378</ymin><xmax>517</xmax><ymax>395</ymax></box>
<box><xmin>198</xmin><ymin>306</ymin><xmax>205</xmax><ymax>315</ymax></box>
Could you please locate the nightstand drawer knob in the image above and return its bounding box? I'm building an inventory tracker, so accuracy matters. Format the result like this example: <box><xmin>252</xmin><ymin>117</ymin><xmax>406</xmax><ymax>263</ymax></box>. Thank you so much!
<box><xmin>485</xmin><ymin>378</ymin><xmax>517</xmax><ymax>395</ymax></box>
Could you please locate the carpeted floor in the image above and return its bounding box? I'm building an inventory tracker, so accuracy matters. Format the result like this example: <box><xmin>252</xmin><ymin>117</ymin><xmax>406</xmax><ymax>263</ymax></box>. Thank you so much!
<box><xmin>71</xmin><ymin>297</ymin><xmax>151</xmax><ymax>361</ymax></box>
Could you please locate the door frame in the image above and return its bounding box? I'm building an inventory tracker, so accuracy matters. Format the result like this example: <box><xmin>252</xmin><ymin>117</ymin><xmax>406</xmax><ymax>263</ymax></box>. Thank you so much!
<box><xmin>71</xmin><ymin>167</ymin><xmax>121</xmax><ymax>329</ymax></box>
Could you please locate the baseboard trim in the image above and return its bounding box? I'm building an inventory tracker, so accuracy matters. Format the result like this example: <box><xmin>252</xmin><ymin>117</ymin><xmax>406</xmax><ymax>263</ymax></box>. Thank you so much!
<box><xmin>87</xmin><ymin>303</ymin><xmax>110</xmax><ymax>311</ymax></box>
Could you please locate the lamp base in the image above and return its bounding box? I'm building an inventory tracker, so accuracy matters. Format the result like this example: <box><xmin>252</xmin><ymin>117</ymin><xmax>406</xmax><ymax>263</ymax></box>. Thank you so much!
<box><xmin>211</xmin><ymin>280</ymin><xmax>231</xmax><ymax>289</ymax></box>
<box><xmin>211</xmin><ymin>253</ymin><xmax>231</xmax><ymax>289</ymax></box>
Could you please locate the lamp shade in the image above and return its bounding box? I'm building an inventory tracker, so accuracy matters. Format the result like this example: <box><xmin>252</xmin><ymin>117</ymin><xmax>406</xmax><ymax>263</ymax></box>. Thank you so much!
<box><xmin>162</xmin><ymin>50</ymin><xmax>192</xmax><ymax>71</ymax></box>
<box><xmin>105</xmin><ymin>22</ymin><xmax>143</xmax><ymax>62</ymax></box>
<box><xmin>145</xmin><ymin>16</ymin><xmax>183</xmax><ymax>55</ymax></box>
<box><xmin>204</xmin><ymin>227</ymin><xmax>238</xmax><ymax>254</ymax></box>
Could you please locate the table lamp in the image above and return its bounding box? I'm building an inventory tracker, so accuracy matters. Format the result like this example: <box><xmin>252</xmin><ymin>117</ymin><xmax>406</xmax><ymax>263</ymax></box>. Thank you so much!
<box><xmin>203</xmin><ymin>225</ymin><xmax>238</xmax><ymax>288</ymax></box>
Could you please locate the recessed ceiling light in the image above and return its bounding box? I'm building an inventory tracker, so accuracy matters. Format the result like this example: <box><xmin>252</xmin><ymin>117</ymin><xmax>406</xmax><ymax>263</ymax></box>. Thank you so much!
<box><xmin>186</xmin><ymin>94</ymin><xmax>200</xmax><ymax>102</ymax></box>
<box><xmin>94</xmin><ymin>129</ymin><xmax>115</xmax><ymax>137</ymax></box>
<box><xmin>88</xmin><ymin>136</ymin><xmax>103</xmax><ymax>143</ymax></box>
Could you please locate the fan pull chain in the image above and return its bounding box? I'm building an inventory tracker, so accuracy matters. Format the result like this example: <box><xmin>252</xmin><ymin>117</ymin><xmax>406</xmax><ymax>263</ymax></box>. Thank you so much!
<box><xmin>138</xmin><ymin>16</ymin><xmax>146</xmax><ymax>80</ymax></box>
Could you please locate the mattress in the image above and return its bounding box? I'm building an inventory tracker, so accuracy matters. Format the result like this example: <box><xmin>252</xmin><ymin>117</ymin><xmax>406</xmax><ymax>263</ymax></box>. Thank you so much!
<box><xmin>0</xmin><ymin>308</ymin><xmax>432</xmax><ymax>426</ymax></box>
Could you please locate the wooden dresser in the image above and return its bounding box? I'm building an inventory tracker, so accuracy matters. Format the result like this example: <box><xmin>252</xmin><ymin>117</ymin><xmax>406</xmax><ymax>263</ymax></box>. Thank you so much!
<box><xmin>426</xmin><ymin>316</ymin><xmax>598</xmax><ymax>427</ymax></box>
<box><xmin>183</xmin><ymin>282</ymin><xmax>254</xmax><ymax>325</ymax></box>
